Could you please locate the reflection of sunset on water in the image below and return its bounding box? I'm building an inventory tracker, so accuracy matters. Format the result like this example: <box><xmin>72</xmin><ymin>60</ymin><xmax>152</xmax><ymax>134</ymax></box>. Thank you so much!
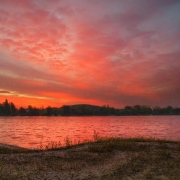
<box><xmin>0</xmin><ymin>116</ymin><xmax>180</xmax><ymax>149</ymax></box>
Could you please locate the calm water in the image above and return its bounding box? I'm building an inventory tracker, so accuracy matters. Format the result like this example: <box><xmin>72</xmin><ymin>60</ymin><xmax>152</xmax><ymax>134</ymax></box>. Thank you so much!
<box><xmin>0</xmin><ymin>116</ymin><xmax>180</xmax><ymax>149</ymax></box>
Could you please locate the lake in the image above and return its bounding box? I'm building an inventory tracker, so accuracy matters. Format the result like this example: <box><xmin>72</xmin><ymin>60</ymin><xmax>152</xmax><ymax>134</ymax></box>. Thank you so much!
<box><xmin>0</xmin><ymin>116</ymin><xmax>180</xmax><ymax>149</ymax></box>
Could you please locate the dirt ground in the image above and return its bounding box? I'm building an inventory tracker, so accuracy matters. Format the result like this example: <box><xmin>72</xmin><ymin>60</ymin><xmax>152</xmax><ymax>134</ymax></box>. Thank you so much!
<box><xmin>0</xmin><ymin>139</ymin><xmax>180</xmax><ymax>180</ymax></box>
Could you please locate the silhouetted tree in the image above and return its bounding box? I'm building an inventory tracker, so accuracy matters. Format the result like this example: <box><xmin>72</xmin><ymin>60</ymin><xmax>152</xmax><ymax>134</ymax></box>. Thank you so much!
<box><xmin>9</xmin><ymin>102</ymin><xmax>17</xmax><ymax>115</ymax></box>
<box><xmin>3</xmin><ymin>99</ymin><xmax>11</xmax><ymax>115</ymax></box>
<box><xmin>164</xmin><ymin>106</ymin><xmax>173</xmax><ymax>115</ymax></box>
<box><xmin>152</xmin><ymin>106</ymin><xmax>162</xmax><ymax>115</ymax></box>
<box><xmin>0</xmin><ymin>103</ymin><xmax>3</xmax><ymax>115</ymax></box>
<box><xmin>61</xmin><ymin>105</ymin><xmax>71</xmax><ymax>115</ymax></box>
<box><xmin>45</xmin><ymin>106</ymin><xmax>53</xmax><ymax>116</ymax></box>
<box><xmin>18</xmin><ymin>107</ymin><xmax>27</xmax><ymax>116</ymax></box>
<box><xmin>133</xmin><ymin>105</ymin><xmax>141</xmax><ymax>115</ymax></box>
<box><xmin>139</xmin><ymin>105</ymin><xmax>152</xmax><ymax>115</ymax></box>
<box><xmin>124</xmin><ymin>106</ymin><xmax>134</xmax><ymax>115</ymax></box>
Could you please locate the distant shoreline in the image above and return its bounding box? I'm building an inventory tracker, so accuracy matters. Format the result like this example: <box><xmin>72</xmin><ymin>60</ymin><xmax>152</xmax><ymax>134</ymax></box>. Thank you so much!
<box><xmin>1</xmin><ymin>99</ymin><xmax>180</xmax><ymax>116</ymax></box>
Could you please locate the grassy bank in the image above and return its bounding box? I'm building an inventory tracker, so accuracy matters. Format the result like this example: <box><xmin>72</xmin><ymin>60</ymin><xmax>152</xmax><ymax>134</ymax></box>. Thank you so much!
<box><xmin>0</xmin><ymin>136</ymin><xmax>180</xmax><ymax>180</ymax></box>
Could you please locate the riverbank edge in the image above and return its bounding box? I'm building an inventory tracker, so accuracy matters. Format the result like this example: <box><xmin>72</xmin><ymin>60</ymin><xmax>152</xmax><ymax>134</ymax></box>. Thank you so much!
<box><xmin>0</xmin><ymin>137</ymin><xmax>180</xmax><ymax>179</ymax></box>
<box><xmin>0</xmin><ymin>137</ymin><xmax>180</xmax><ymax>180</ymax></box>
<box><xmin>0</xmin><ymin>135</ymin><xmax>180</xmax><ymax>151</ymax></box>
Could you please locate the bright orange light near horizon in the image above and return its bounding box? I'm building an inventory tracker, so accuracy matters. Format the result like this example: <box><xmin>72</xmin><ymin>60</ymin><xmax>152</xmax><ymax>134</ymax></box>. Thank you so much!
<box><xmin>0</xmin><ymin>95</ymin><xmax>61</xmax><ymax>108</ymax></box>
<box><xmin>0</xmin><ymin>0</ymin><xmax>180</xmax><ymax>108</ymax></box>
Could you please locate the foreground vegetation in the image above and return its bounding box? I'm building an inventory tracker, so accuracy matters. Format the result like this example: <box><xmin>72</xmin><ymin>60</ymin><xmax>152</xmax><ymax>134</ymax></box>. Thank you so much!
<box><xmin>1</xmin><ymin>99</ymin><xmax>180</xmax><ymax>116</ymax></box>
<box><xmin>0</xmin><ymin>135</ymin><xmax>180</xmax><ymax>179</ymax></box>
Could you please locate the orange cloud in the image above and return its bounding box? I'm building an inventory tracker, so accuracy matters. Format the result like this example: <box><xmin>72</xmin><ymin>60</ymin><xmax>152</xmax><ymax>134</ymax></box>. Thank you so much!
<box><xmin>0</xmin><ymin>0</ymin><xmax>180</xmax><ymax>108</ymax></box>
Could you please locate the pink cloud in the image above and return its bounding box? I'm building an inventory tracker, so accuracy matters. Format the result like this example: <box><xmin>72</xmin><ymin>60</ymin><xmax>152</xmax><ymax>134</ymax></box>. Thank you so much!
<box><xmin>0</xmin><ymin>0</ymin><xmax>180</xmax><ymax>108</ymax></box>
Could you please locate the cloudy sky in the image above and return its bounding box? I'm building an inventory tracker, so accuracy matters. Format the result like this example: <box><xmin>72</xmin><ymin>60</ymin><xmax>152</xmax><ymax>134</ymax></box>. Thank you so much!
<box><xmin>0</xmin><ymin>0</ymin><xmax>180</xmax><ymax>108</ymax></box>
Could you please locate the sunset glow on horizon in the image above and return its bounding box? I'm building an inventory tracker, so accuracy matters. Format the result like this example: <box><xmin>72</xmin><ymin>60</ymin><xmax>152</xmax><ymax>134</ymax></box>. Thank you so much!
<box><xmin>0</xmin><ymin>0</ymin><xmax>180</xmax><ymax>108</ymax></box>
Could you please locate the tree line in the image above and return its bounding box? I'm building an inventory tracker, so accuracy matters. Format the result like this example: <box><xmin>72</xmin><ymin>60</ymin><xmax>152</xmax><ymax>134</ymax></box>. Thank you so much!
<box><xmin>0</xmin><ymin>99</ymin><xmax>180</xmax><ymax>116</ymax></box>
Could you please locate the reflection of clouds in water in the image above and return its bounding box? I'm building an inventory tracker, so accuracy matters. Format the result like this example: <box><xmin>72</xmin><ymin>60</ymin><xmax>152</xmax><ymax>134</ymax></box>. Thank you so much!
<box><xmin>0</xmin><ymin>116</ymin><xmax>180</xmax><ymax>148</ymax></box>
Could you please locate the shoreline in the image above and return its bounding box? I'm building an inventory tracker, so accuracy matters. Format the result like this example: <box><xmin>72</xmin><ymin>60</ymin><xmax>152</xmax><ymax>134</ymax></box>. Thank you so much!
<box><xmin>0</xmin><ymin>143</ymin><xmax>28</xmax><ymax>150</ymax></box>
<box><xmin>0</xmin><ymin>136</ymin><xmax>179</xmax><ymax>151</ymax></box>
<box><xmin>0</xmin><ymin>137</ymin><xmax>180</xmax><ymax>179</ymax></box>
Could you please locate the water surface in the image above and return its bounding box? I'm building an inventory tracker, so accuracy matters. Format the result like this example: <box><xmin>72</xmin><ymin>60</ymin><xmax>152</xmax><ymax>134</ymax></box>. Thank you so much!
<box><xmin>0</xmin><ymin>116</ymin><xmax>179</xmax><ymax>149</ymax></box>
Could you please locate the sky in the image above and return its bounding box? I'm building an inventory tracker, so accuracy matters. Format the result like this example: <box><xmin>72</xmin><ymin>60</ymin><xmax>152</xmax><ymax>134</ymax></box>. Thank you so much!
<box><xmin>0</xmin><ymin>0</ymin><xmax>180</xmax><ymax>108</ymax></box>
